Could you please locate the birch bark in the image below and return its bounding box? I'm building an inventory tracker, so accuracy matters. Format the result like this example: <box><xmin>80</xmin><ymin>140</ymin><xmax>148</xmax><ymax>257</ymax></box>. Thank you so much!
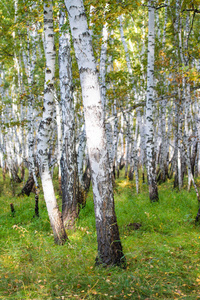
<box><xmin>65</xmin><ymin>0</ymin><xmax>126</xmax><ymax>267</ymax></box>
<box><xmin>59</xmin><ymin>9</ymin><xmax>79</xmax><ymax>227</ymax></box>
<box><xmin>99</xmin><ymin>19</ymin><xmax>108</xmax><ymax>115</ymax></box>
<box><xmin>55</xmin><ymin>95</ymin><xmax>62</xmax><ymax>194</ymax></box>
<box><xmin>37</xmin><ymin>1</ymin><xmax>67</xmax><ymax>245</ymax></box>
<box><xmin>26</xmin><ymin>21</ymin><xmax>40</xmax><ymax>213</ymax></box>
<box><xmin>77</xmin><ymin>126</ymin><xmax>89</xmax><ymax>207</ymax></box>
<box><xmin>146</xmin><ymin>0</ymin><xmax>159</xmax><ymax>201</ymax></box>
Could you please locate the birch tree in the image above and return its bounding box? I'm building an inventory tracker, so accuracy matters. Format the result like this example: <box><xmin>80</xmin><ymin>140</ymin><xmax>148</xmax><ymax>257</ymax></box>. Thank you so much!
<box><xmin>145</xmin><ymin>0</ymin><xmax>159</xmax><ymax>202</ymax></box>
<box><xmin>26</xmin><ymin>20</ymin><xmax>39</xmax><ymax>215</ymax></box>
<box><xmin>65</xmin><ymin>0</ymin><xmax>126</xmax><ymax>267</ymax></box>
<box><xmin>37</xmin><ymin>1</ymin><xmax>67</xmax><ymax>245</ymax></box>
<box><xmin>59</xmin><ymin>9</ymin><xmax>79</xmax><ymax>228</ymax></box>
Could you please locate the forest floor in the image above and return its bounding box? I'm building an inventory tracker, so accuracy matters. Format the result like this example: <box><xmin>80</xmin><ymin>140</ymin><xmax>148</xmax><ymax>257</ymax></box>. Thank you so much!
<box><xmin>1</xmin><ymin>170</ymin><xmax>200</xmax><ymax>299</ymax></box>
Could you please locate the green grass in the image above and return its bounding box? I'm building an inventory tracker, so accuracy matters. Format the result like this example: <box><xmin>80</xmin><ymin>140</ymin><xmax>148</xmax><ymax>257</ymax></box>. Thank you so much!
<box><xmin>1</xmin><ymin>171</ymin><xmax>200</xmax><ymax>299</ymax></box>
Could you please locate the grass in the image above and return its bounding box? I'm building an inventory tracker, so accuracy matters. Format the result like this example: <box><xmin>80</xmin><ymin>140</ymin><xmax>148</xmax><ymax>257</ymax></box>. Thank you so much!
<box><xmin>1</xmin><ymin>170</ymin><xmax>200</xmax><ymax>299</ymax></box>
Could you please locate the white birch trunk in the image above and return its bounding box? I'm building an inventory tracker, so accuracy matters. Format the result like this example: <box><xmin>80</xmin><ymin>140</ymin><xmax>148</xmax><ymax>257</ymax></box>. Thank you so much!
<box><xmin>99</xmin><ymin>20</ymin><xmax>108</xmax><ymax>115</ymax></box>
<box><xmin>112</xmin><ymin>98</ymin><xmax>118</xmax><ymax>178</ymax></box>
<box><xmin>37</xmin><ymin>1</ymin><xmax>67</xmax><ymax>245</ymax></box>
<box><xmin>145</xmin><ymin>0</ymin><xmax>159</xmax><ymax>201</ymax></box>
<box><xmin>27</xmin><ymin>24</ymin><xmax>39</xmax><ymax>192</ymax></box>
<box><xmin>77</xmin><ymin>126</ymin><xmax>87</xmax><ymax>187</ymax></box>
<box><xmin>65</xmin><ymin>0</ymin><xmax>125</xmax><ymax>267</ymax></box>
<box><xmin>123</xmin><ymin>108</ymin><xmax>130</xmax><ymax>178</ymax></box>
<box><xmin>55</xmin><ymin>96</ymin><xmax>62</xmax><ymax>193</ymax></box>
<box><xmin>134</xmin><ymin>110</ymin><xmax>140</xmax><ymax>193</ymax></box>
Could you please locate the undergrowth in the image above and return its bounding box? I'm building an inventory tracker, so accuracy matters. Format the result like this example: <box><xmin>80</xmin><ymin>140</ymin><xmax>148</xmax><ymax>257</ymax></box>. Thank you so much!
<box><xmin>1</xmin><ymin>170</ymin><xmax>200</xmax><ymax>299</ymax></box>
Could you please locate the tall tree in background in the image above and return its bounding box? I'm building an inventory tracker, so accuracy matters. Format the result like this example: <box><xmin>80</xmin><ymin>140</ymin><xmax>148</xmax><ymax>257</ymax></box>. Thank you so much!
<box><xmin>65</xmin><ymin>0</ymin><xmax>126</xmax><ymax>267</ymax></box>
<box><xmin>145</xmin><ymin>0</ymin><xmax>159</xmax><ymax>202</ymax></box>
<box><xmin>37</xmin><ymin>1</ymin><xmax>67</xmax><ymax>245</ymax></box>
<box><xmin>26</xmin><ymin>13</ymin><xmax>39</xmax><ymax>216</ymax></box>
<box><xmin>59</xmin><ymin>9</ymin><xmax>79</xmax><ymax>228</ymax></box>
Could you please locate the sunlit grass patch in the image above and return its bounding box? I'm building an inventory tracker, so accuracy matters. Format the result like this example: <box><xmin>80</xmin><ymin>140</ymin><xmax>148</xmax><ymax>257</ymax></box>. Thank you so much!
<box><xmin>1</xmin><ymin>169</ymin><xmax>200</xmax><ymax>299</ymax></box>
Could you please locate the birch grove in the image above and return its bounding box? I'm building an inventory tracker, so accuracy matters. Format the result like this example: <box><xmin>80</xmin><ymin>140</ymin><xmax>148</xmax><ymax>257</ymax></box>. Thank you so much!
<box><xmin>0</xmin><ymin>0</ymin><xmax>200</xmax><ymax>247</ymax></box>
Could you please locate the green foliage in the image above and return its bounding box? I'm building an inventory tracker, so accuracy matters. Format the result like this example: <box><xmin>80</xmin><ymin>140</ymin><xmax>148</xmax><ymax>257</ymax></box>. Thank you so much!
<box><xmin>1</xmin><ymin>169</ymin><xmax>200</xmax><ymax>299</ymax></box>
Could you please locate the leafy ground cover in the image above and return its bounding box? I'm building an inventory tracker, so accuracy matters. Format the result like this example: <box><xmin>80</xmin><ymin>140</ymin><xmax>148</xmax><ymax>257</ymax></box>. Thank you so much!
<box><xmin>1</xmin><ymin>171</ymin><xmax>200</xmax><ymax>299</ymax></box>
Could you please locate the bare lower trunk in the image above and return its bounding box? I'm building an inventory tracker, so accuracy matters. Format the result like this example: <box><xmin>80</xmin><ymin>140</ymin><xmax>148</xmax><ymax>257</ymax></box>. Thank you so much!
<box><xmin>18</xmin><ymin>173</ymin><xmax>35</xmax><ymax>196</ymax></box>
<box><xmin>60</xmin><ymin>153</ymin><xmax>79</xmax><ymax>228</ymax></box>
<box><xmin>34</xmin><ymin>192</ymin><xmax>39</xmax><ymax>218</ymax></box>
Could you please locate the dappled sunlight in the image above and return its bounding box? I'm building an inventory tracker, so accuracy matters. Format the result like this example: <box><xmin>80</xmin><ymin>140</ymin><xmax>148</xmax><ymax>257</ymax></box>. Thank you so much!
<box><xmin>117</xmin><ymin>179</ymin><xmax>130</xmax><ymax>188</ymax></box>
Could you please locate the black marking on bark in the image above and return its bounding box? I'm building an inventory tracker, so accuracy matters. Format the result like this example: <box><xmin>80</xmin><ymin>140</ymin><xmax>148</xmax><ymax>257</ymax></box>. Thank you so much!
<box><xmin>38</xmin><ymin>149</ymin><xmax>43</xmax><ymax>156</ymax></box>
<box><xmin>48</xmin><ymin>83</ymin><xmax>54</xmax><ymax>89</ymax></box>
<box><xmin>46</xmin><ymin>117</ymin><xmax>52</xmax><ymax>125</ymax></box>
<box><xmin>44</xmin><ymin>85</ymin><xmax>54</xmax><ymax>94</ymax></box>
<box><xmin>75</xmin><ymin>12</ymin><xmax>86</xmax><ymax>21</ymax></box>
<box><xmin>79</xmin><ymin>67</ymin><xmax>98</xmax><ymax>75</ymax></box>
<box><xmin>82</xmin><ymin>31</ymin><xmax>90</xmax><ymax>37</ymax></box>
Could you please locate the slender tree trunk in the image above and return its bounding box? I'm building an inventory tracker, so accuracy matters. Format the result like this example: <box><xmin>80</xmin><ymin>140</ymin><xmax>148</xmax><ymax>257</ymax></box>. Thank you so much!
<box><xmin>123</xmin><ymin>109</ymin><xmax>130</xmax><ymax>178</ymax></box>
<box><xmin>59</xmin><ymin>9</ymin><xmax>79</xmax><ymax>228</ymax></box>
<box><xmin>37</xmin><ymin>1</ymin><xmax>67</xmax><ymax>245</ymax></box>
<box><xmin>112</xmin><ymin>98</ymin><xmax>118</xmax><ymax>179</ymax></box>
<box><xmin>55</xmin><ymin>97</ymin><xmax>62</xmax><ymax>195</ymax></box>
<box><xmin>134</xmin><ymin>109</ymin><xmax>140</xmax><ymax>193</ymax></box>
<box><xmin>77</xmin><ymin>126</ymin><xmax>88</xmax><ymax>207</ymax></box>
<box><xmin>146</xmin><ymin>0</ymin><xmax>159</xmax><ymax>202</ymax></box>
<box><xmin>65</xmin><ymin>0</ymin><xmax>126</xmax><ymax>267</ymax></box>
<box><xmin>26</xmin><ymin>21</ymin><xmax>40</xmax><ymax>215</ymax></box>
<box><xmin>99</xmin><ymin>18</ymin><xmax>108</xmax><ymax>116</ymax></box>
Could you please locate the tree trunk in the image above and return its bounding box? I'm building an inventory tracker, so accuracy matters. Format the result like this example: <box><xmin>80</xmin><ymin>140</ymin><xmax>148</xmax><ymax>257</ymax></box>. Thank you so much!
<box><xmin>77</xmin><ymin>127</ymin><xmax>89</xmax><ymax>208</ymax></box>
<box><xmin>65</xmin><ymin>0</ymin><xmax>126</xmax><ymax>267</ymax></box>
<box><xmin>26</xmin><ymin>18</ymin><xmax>40</xmax><ymax>215</ymax></box>
<box><xmin>18</xmin><ymin>173</ymin><xmax>35</xmax><ymax>197</ymax></box>
<box><xmin>59</xmin><ymin>9</ymin><xmax>79</xmax><ymax>228</ymax></box>
<box><xmin>37</xmin><ymin>1</ymin><xmax>67</xmax><ymax>245</ymax></box>
<box><xmin>145</xmin><ymin>0</ymin><xmax>159</xmax><ymax>202</ymax></box>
